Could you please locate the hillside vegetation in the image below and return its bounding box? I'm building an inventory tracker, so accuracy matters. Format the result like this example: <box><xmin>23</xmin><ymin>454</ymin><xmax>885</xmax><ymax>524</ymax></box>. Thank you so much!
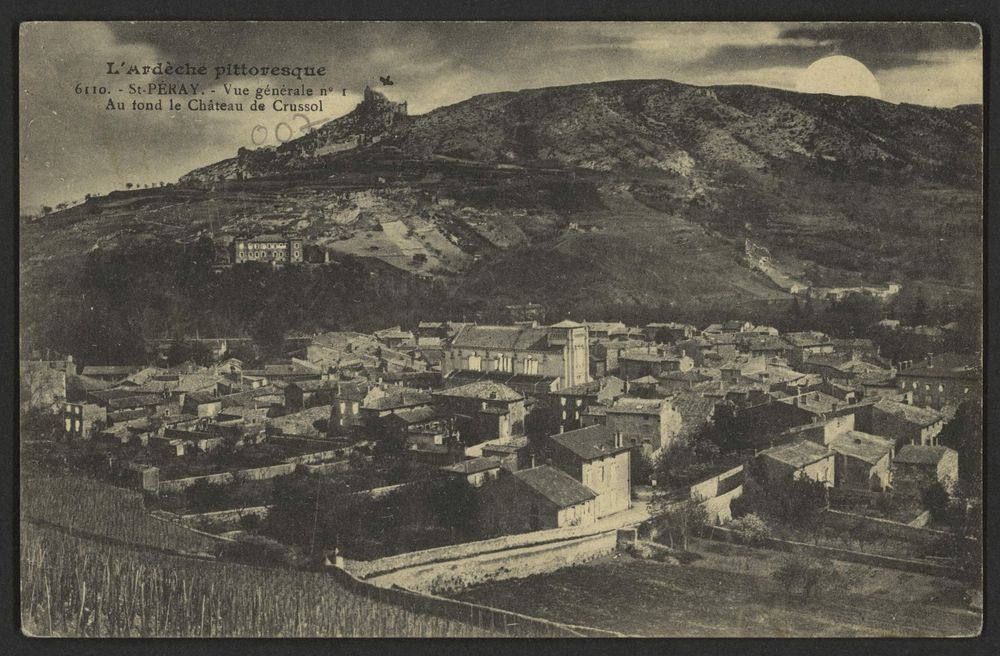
<box><xmin>20</xmin><ymin>79</ymin><xmax>982</xmax><ymax>357</ymax></box>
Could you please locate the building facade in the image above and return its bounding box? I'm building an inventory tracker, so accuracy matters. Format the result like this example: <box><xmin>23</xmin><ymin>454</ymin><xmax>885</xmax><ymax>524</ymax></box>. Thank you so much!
<box><xmin>545</xmin><ymin>425</ymin><xmax>631</xmax><ymax>518</ymax></box>
<box><xmin>441</xmin><ymin>322</ymin><xmax>590</xmax><ymax>389</ymax></box>
<box><xmin>233</xmin><ymin>235</ymin><xmax>304</xmax><ymax>264</ymax></box>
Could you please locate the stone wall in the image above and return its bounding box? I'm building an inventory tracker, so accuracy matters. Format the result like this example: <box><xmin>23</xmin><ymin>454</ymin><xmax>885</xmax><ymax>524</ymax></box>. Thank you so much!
<box><xmin>689</xmin><ymin>464</ymin><xmax>744</xmax><ymax>501</ymax></box>
<box><xmin>345</xmin><ymin>521</ymin><xmax>623</xmax><ymax>579</ymax></box>
<box><xmin>157</xmin><ymin>462</ymin><xmax>297</xmax><ymax>494</ymax></box>
<box><xmin>704</xmin><ymin>525</ymin><xmax>963</xmax><ymax>579</ymax></box>
<box><xmin>367</xmin><ymin>530</ymin><xmax>619</xmax><ymax>594</ymax></box>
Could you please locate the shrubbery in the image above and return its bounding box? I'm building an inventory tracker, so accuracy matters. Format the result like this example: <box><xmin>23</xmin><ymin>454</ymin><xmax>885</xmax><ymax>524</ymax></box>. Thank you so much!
<box><xmin>728</xmin><ymin>513</ymin><xmax>771</xmax><ymax>546</ymax></box>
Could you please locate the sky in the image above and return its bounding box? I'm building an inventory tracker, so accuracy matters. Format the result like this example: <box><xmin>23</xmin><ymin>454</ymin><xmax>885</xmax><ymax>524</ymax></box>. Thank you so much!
<box><xmin>19</xmin><ymin>21</ymin><xmax>982</xmax><ymax>211</ymax></box>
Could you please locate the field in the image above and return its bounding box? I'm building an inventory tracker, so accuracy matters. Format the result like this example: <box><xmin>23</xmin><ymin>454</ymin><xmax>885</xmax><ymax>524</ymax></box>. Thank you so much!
<box><xmin>19</xmin><ymin>472</ymin><xmax>501</xmax><ymax>637</ymax></box>
<box><xmin>20</xmin><ymin>523</ymin><xmax>496</xmax><ymax>637</ymax></box>
<box><xmin>21</xmin><ymin>474</ymin><xmax>220</xmax><ymax>555</ymax></box>
<box><xmin>448</xmin><ymin>538</ymin><xmax>982</xmax><ymax>637</ymax></box>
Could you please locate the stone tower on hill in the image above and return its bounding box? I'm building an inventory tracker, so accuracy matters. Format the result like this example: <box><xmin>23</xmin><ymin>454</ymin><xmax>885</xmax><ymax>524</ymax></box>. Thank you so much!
<box><xmin>362</xmin><ymin>85</ymin><xmax>408</xmax><ymax>117</ymax></box>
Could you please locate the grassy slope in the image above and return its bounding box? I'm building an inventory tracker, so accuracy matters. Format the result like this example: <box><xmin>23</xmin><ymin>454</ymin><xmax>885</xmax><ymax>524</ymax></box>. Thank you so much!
<box><xmin>449</xmin><ymin>539</ymin><xmax>981</xmax><ymax>638</ymax></box>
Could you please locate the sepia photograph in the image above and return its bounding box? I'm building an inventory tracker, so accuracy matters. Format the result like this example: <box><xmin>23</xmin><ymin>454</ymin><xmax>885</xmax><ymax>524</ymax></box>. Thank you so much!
<box><xmin>17</xmin><ymin>20</ymin><xmax>984</xmax><ymax>638</ymax></box>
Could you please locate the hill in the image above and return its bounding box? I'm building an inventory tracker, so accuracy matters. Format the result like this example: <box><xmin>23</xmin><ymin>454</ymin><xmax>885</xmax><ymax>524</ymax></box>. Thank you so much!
<box><xmin>19</xmin><ymin>79</ymin><xmax>982</xmax><ymax>357</ymax></box>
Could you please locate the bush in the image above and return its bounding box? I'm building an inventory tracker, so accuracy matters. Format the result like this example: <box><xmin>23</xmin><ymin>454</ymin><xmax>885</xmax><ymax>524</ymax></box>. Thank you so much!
<box><xmin>729</xmin><ymin>513</ymin><xmax>771</xmax><ymax>546</ymax></box>
<box><xmin>185</xmin><ymin>478</ymin><xmax>226</xmax><ymax>513</ymax></box>
<box><xmin>771</xmin><ymin>554</ymin><xmax>823</xmax><ymax>599</ymax></box>
<box><xmin>239</xmin><ymin>513</ymin><xmax>261</xmax><ymax>533</ymax></box>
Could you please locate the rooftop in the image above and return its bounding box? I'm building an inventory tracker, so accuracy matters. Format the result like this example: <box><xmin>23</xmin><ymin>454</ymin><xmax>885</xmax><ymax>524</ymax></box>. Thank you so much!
<box><xmin>549</xmin><ymin>424</ymin><xmax>630</xmax><ymax>461</ymax></box>
<box><xmin>513</xmin><ymin>465</ymin><xmax>597</xmax><ymax>508</ymax></box>
<box><xmin>247</xmin><ymin>233</ymin><xmax>290</xmax><ymax>243</ymax></box>
<box><xmin>607</xmin><ymin>398</ymin><xmax>665</xmax><ymax>415</ymax></box>
<box><xmin>434</xmin><ymin>380</ymin><xmax>523</xmax><ymax>402</ymax></box>
<box><xmin>784</xmin><ymin>331</ymin><xmax>833</xmax><ymax>348</ymax></box>
<box><xmin>874</xmin><ymin>399</ymin><xmax>945</xmax><ymax>427</ymax></box>
<box><xmin>449</xmin><ymin>324</ymin><xmax>552</xmax><ymax>351</ymax></box>
<box><xmin>81</xmin><ymin>365</ymin><xmax>141</xmax><ymax>376</ymax></box>
<box><xmin>266</xmin><ymin>405</ymin><xmax>332</xmax><ymax>436</ymax></box>
<box><xmin>365</xmin><ymin>388</ymin><xmax>434</xmax><ymax>411</ymax></box>
<box><xmin>441</xmin><ymin>456</ymin><xmax>503</xmax><ymax>475</ymax></box>
<box><xmin>895</xmin><ymin>444</ymin><xmax>957</xmax><ymax>466</ymax></box>
<box><xmin>760</xmin><ymin>439</ymin><xmax>832</xmax><ymax>469</ymax></box>
<box><xmin>899</xmin><ymin>353</ymin><xmax>981</xmax><ymax>381</ymax></box>
<box><xmin>828</xmin><ymin>431</ymin><xmax>894</xmax><ymax>464</ymax></box>
<box><xmin>555</xmin><ymin>375</ymin><xmax>624</xmax><ymax>397</ymax></box>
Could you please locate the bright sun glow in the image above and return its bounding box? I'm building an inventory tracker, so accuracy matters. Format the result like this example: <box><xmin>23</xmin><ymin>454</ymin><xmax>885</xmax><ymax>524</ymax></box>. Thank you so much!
<box><xmin>797</xmin><ymin>55</ymin><xmax>882</xmax><ymax>100</ymax></box>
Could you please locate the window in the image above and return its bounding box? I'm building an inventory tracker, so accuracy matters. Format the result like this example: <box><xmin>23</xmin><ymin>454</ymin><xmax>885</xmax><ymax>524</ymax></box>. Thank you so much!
<box><xmin>560</xmin><ymin>397</ymin><xmax>567</xmax><ymax>406</ymax></box>
<box><xmin>352</xmin><ymin>401</ymin><xmax>359</xmax><ymax>413</ymax></box>
<box><xmin>468</xmin><ymin>354</ymin><xmax>482</xmax><ymax>371</ymax></box>
<box><xmin>938</xmin><ymin>384</ymin><xmax>944</xmax><ymax>392</ymax></box>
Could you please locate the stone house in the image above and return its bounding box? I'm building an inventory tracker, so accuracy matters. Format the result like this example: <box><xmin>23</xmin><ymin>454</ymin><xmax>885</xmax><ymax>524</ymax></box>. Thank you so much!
<box><xmin>605</xmin><ymin>397</ymin><xmax>682</xmax><ymax>453</ymax></box>
<box><xmin>552</xmin><ymin>375</ymin><xmax>626</xmax><ymax>433</ymax></box>
<box><xmin>486</xmin><ymin>465</ymin><xmax>597</xmax><ymax>532</ymax></box>
<box><xmin>869</xmin><ymin>399</ymin><xmax>945</xmax><ymax>447</ymax></box>
<box><xmin>896</xmin><ymin>353</ymin><xmax>981</xmax><ymax>410</ymax></box>
<box><xmin>432</xmin><ymin>381</ymin><xmax>526</xmax><ymax>446</ymax></box>
<box><xmin>62</xmin><ymin>402</ymin><xmax>107</xmax><ymax>439</ymax></box>
<box><xmin>892</xmin><ymin>445</ymin><xmax>959</xmax><ymax>497</ymax></box>
<box><xmin>440</xmin><ymin>456</ymin><xmax>504</xmax><ymax>488</ymax></box>
<box><xmin>827</xmin><ymin>431</ymin><xmax>895</xmax><ymax>491</ymax></box>
<box><xmin>543</xmin><ymin>424</ymin><xmax>631</xmax><ymax>518</ymax></box>
<box><xmin>757</xmin><ymin>439</ymin><xmax>835</xmax><ymax>486</ymax></box>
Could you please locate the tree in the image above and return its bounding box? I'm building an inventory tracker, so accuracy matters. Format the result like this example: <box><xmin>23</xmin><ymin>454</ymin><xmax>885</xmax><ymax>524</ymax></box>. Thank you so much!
<box><xmin>429</xmin><ymin>477</ymin><xmax>478</xmax><ymax>537</ymax></box>
<box><xmin>658</xmin><ymin>500</ymin><xmax>708</xmax><ymax>551</ymax></box>
<box><xmin>921</xmin><ymin>482</ymin><xmax>951</xmax><ymax>522</ymax></box>
<box><xmin>735</xmin><ymin>467</ymin><xmax>828</xmax><ymax>527</ymax></box>
<box><xmin>19</xmin><ymin>407</ymin><xmax>65</xmax><ymax>442</ymax></box>
<box><xmin>937</xmin><ymin>400</ymin><xmax>982</xmax><ymax>489</ymax></box>
<box><xmin>125</xmin><ymin>183</ymin><xmax>133</xmax><ymax>190</ymax></box>
<box><xmin>185</xmin><ymin>478</ymin><xmax>225</xmax><ymax>513</ymax></box>
<box><xmin>909</xmin><ymin>294</ymin><xmax>929</xmax><ymax>326</ymax></box>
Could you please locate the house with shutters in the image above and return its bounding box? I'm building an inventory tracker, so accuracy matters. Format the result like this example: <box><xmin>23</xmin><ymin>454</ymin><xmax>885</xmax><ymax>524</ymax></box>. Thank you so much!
<box><xmin>544</xmin><ymin>424</ymin><xmax>631</xmax><ymax>518</ymax></box>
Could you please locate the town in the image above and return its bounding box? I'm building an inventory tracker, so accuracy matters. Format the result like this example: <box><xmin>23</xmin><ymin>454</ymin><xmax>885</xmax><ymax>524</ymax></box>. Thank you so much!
<box><xmin>20</xmin><ymin>303</ymin><xmax>983</xmax><ymax>635</ymax></box>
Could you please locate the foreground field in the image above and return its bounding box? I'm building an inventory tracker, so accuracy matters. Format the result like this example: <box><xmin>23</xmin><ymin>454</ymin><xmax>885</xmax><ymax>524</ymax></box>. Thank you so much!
<box><xmin>19</xmin><ymin>473</ymin><xmax>500</xmax><ymax>637</ymax></box>
<box><xmin>21</xmin><ymin>475</ymin><xmax>219</xmax><ymax>555</ymax></box>
<box><xmin>449</xmin><ymin>538</ymin><xmax>981</xmax><ymax>637</ymax></box>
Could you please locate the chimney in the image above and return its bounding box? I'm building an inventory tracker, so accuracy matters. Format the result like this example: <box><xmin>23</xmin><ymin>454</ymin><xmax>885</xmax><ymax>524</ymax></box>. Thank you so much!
<box><xmin>614</xmin><ymin>431</ymin><xmax>624</xmax><ymax>448</ymax></box>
